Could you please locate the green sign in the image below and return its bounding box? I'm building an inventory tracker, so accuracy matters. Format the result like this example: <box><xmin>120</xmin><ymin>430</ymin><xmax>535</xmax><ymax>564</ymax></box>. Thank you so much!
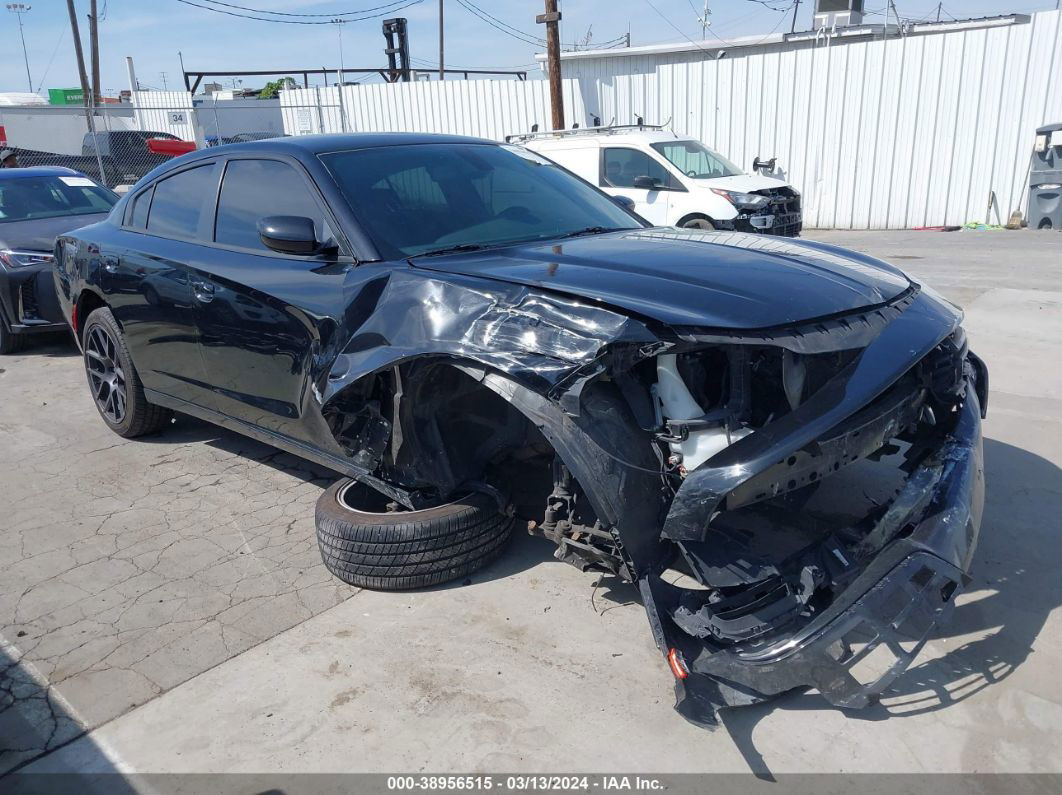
<box><xmin>48</xmin><ymin>88</ymin><xmax>85</xmax><ymax>105</ymax></box>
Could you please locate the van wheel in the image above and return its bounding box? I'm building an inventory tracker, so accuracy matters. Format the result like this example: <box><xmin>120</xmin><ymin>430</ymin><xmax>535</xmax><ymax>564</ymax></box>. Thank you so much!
<box><xmin>679</xmin><ymin>216</ymin><xmax>715</xmax><ymax>230</ymax></box>
<box><xmin>315</xmin><ymin>480</ymin><xmax>514</xmax><ymax>591</ymax></box>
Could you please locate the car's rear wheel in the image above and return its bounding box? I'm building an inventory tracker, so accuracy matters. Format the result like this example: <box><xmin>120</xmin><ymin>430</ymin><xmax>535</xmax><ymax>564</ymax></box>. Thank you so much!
<box><xmin>82</xmin><ymin>307</ymin><xmax>171</xmax><ymax>437</ymax></box>
<box><xmin>0</xmin><ymin>317</ymin><xmax>27</xmax><ymax>355</ymax></box>
<box><xmin>315</xmin><ymin>479</ymin><xmax>514</xmax><ymax>590</ymax></box>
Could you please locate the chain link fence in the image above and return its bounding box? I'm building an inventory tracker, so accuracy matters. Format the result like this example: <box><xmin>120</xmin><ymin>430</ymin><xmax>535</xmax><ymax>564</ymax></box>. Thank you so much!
<box><xmin>0</xmin><ymin>98</ymin><xmax>316</xmax><ymax>192</ymax></box>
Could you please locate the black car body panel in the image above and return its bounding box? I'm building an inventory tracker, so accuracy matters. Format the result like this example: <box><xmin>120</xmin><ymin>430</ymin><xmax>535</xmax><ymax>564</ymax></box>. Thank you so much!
<box><xmin>53</xmin><ymin>134</ymin><xmax>987</xmax><ymax>726</ymax></box>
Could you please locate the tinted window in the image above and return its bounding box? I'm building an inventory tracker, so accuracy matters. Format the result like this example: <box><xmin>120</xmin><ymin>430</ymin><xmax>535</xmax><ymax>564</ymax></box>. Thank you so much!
<box><xmin>322</xmin><ymin>144</ymin><xmax>638</xmax><ymax>259</ymax></box>
<box><xmin>602</xmin><ymin>148</ymin><xmax>675</xmax><ymax>189</ymax></box>
<box><xmin>147</xmin><ymin>164</ymin><xmax>215</xmax><ymax>238</ymax></box>
<box><xmin>215</xmin><ymin>159</ymin><xmax>327</xmax><ymax>251</ymax></box>
<box><xmin>128</xmin><ymin>188</ymin><xmax>151</xmax><ymax>228</ymax></box>
<box><xmin>0</xmin><ymin>175</ymin><xmax>118</xmax><ymax>223</ymax></box>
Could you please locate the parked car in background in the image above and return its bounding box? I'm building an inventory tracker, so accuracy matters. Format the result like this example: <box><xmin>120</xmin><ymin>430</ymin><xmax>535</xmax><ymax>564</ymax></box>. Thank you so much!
<box><xmin>517</xmin><ymin>124</ymin><xmax>802</xmax><ymax>236</ymax></box>
<box><xmin>82</xmin><ymin>130</ymin><xmax>182</xmax><ymax>185</ymax></box>
<box><xmin>0</xmin><ymin>166</ymin><xmax>118</xmax><ymax>353</ymax></box>
<box><xmin>55</xmin><ymin>134</ymin><xmax>985</xmax><ymax>728</ymax></box>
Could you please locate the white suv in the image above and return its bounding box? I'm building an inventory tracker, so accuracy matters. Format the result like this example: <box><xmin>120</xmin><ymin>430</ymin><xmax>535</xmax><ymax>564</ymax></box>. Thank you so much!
<box><xmin>514</xmin><ymin>126</ymin><xmax>802</xmax><ymax>236</ymax></box>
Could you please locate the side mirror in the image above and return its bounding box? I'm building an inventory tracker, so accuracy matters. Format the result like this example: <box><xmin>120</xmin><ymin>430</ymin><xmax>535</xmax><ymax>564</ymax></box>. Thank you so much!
<box><xmin>257</xmin><ymin>215</ymin><xmax>321</xmax><ymax>255</ymax></box>
<box><xmin>632</xmin><ymin>175</ymin><xmax>661</xmax><ymax>190</ymax></box>
<box><xmin>612</xmin><ymin>195</ymin><xmax>636</xmax><ymax>211</ymax></box>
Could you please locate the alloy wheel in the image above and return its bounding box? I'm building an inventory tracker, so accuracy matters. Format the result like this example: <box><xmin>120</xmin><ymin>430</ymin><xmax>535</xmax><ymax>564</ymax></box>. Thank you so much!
<box><xmin>85</xmin><ymin>325</ymin><xmax>127</xmax><ymax>424</ymax></box>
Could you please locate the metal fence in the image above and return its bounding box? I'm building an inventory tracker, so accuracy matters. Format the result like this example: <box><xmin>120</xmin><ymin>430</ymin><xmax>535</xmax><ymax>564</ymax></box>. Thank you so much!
<box><xmin>0</xmin><ymin>93</ymin><xmax>296</xmax><ymax>191</ymax></box>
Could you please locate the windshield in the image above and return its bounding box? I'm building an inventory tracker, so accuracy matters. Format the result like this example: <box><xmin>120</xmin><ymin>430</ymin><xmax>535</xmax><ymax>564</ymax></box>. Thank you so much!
<box><xmin>651</xmin><ymin>140</ymin><xmax>742</xmax><ymax>179</ymax></box>
<box><xmin>321</xmin><ymin>143</ymin><xmax>641</xmax><ymax>258</ymax></box>
<box><xmin>0</xmin><ymin>175</ymin><xmax>117</xmax><ymax>223</ymax></box>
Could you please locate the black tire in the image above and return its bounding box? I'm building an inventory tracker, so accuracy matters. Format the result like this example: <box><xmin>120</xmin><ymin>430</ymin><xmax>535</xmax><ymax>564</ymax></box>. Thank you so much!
<box><xmin>0</xmin><ymin>316</ymin><xmax>27</xmax><ymax>355</ymax></box>
<box><xmin>315</xmin><ymin>480</ymin><xmax>514</xmax><ymax>590</ymax></box>
<box><xmin>82</xmin><ymin>307</ymin><xmax>171</xmax><ymax>438</ymax></box>
<box><xmin>679</xmin><ymin>215</ymin><xmax>715</xmax><ymax>230</ymax></box>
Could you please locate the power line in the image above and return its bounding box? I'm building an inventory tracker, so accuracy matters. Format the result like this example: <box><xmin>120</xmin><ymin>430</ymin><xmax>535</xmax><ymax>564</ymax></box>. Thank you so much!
<box><xmin>172</xmin><ymin>0</ymin><xmax>423</xmax><ymax>25</ymax></box>
<box><xmin>454</xmin><ymin>0</ymin><xmax>624</xmax><ymax>51</ymax></box>
<box><xmin>191</xmin><ymin>0</ymin><xmax>417</xmax><ymax>17</ymax></box>
<box><xmin>641</xmin><ymin>0</ymin><xmax>794</xmax><ymax>53</ymax></box>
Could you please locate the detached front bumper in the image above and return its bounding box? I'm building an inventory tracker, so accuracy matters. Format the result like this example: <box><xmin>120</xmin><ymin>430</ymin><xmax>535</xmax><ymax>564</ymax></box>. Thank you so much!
<box><xmin>642</xmin><ymin>383</ymin><xmax>985</xmax><ymax>727</ymax></box>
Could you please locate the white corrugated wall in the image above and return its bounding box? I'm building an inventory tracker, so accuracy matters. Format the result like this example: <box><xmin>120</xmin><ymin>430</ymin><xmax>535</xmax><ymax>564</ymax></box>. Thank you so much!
<box><xmin>562</xmin><ymin>11</ymin><xmax>1062</xmax><ymax>228</ymax></box>
<box><xmin>276</xmin><ymin>12</ymin><xmax>1061</xmax><ymax>229</ymax></box>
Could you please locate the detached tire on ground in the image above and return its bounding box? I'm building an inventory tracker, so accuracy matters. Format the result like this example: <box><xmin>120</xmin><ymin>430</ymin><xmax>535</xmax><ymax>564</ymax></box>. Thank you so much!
<box><xmin>315</xmin><ymin>480</ymin><xmax>515</xmax><ymax>590</ymax></box>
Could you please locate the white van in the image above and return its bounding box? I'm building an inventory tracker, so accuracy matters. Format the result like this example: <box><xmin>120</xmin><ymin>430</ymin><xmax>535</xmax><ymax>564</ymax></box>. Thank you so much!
<box><xmin>513</xmin><ymin>125</ymin><xmax>802</xmax><ymax>236</ymax></box>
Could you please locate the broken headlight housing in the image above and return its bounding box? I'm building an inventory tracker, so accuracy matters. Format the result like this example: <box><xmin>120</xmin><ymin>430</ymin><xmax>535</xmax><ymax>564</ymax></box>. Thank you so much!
<box><xmin>710</xmin><ymin>188</ymin><xmax>771</xmax><ymax>212</ymax></box>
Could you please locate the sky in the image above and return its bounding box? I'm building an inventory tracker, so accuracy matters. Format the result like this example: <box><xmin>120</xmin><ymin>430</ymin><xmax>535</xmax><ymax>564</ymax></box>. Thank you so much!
<box><xmin>1</xmin><ymin>0</ymin><xmax>1059</xmax><ymax>95</ymax></box>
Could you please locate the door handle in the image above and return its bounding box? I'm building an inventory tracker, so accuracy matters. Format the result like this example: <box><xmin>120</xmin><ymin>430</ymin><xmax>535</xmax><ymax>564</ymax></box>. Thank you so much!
<box><xmin>101</xmin><ymin>254</ymin><xmax>120</xmax><ymax>273</ymax></box>
<box><xmin>192</xmin><ymin>280</ymin><xmax>215</xmax><ymax>304</ymax></box>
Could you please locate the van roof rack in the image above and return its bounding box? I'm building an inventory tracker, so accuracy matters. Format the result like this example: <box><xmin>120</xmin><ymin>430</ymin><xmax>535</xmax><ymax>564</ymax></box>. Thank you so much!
<box><xmin>505</xmin><ymin>119</ymin><xmax>670</xmax><ymax>144</ymax></box>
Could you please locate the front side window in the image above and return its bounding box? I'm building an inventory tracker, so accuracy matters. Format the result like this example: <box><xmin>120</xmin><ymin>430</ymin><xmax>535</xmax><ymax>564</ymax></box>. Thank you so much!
<box><xmin>651</xmin><ymin>140</ymin><xmax>742</xmax><ymax>179</ymax></box>
<box><xmin>146</xmin><ymin>164</ymin><xmax>216</xmax><ymax>239</ymax></box>
<box><xmin>602</xmin><ymin>147</ymin><xmax>676</xmax><ymax>189</ymax></box>
<box><xmin>0</xmin><ymin>175</ymin><xmax>118</xmax><ymax>223</ymax></box>
<box><xmin>214</xmin><ymin>159</ymin><xmax>327</xmax><ymax>251</ymax></box>
<box><xmin>321</xmin><ymin>143</ymin><xmax>639</xmax><ymax>259</ymax></box>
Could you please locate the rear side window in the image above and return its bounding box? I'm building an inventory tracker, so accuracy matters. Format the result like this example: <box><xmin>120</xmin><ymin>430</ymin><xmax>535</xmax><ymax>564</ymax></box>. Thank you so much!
<box><xmin>128</xmin><ymin>188</ymin><xmax>151</xmax><ymax>228</ymax></box>
<box><xmin>147</xmin><ymin>164</ymin><xmax>215</xmax><ymax>239</ymax></box>
<box><xmin>602</xmin><ymin>148</ymin><xmax>675</xmax><ymax>189</ymax></box>
<box><xmin>214</xmin><ymin>159</ymin><xmax>326</xmax><ymax>251</ymax></box>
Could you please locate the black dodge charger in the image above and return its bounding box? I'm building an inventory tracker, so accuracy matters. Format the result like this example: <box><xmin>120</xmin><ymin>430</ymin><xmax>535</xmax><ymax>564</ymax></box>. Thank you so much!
<box><xmin>54</xmin><ymin>133</ymin><xmax>987</xmax><ymax>727</ymax></box>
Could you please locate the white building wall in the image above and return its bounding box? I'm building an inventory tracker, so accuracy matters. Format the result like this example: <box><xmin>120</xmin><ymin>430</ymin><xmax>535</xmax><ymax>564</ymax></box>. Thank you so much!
<box><xmin>562</xmin><ymin>11</ymin><xmax>1062</xmax><ymax>228</ymax></box>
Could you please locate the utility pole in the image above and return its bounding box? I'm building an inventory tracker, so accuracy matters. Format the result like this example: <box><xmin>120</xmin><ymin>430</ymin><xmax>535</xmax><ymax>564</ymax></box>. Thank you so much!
<box><xmin>537</xmin><ymin>0</ymin><xmax>563</xmax><ymax>131</ymax></box>
<box><xmin>88</xmin><ymin>0</ymin><xmax>101</xmax><ymax>103</ymax></box>
<box><xmin>696</xmin><ymin>1</ymin><xmax>711</xmax><ymax>39</ymax></box>
<box><xmin>438</xmin><ymin>0</ymin><xmax>444</xmax><ymax>81</ymax></box>
<box><xmin>332</xmin><ymin>18</ymin><xmax>347</xmax><ymax>85</ymax></box>
<box><xmin>790</xmin><ymin>0</ymin><xmax>801</xmax><ymax>33</ymax></box>
<box><xmin>65</xmin><ymin>0</ymin><xmax>91</xmax><ymax>112</ymax></box>
<box><xmin>159</xmin><ymin>72</ymin><xmax>168</xmax><ymax>91</ymax></box>
<box><xmin>5</xmin><ymin>4</ymin><xmax>33</xmax><ymax>92</ymax></box>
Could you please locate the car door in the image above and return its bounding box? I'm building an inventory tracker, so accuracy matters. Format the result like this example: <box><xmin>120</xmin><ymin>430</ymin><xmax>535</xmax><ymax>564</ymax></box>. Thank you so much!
<box><xmin>190</xmin><ymin>155</ymin><xmax>354</xmax><ymax>447</ymax></box>
<box><xmin>101</xmin><ymin>162</ymin><xmax>218</xmax><ymax>408</ymax></box>
<box><xmin>600</xmin><ymin>147</ymin><xmax>678</xmax><ymax>226</ymax></box>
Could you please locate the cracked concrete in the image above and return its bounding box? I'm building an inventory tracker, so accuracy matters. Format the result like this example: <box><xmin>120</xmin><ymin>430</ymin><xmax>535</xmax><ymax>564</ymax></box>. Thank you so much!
<box><xmin>2</xmin><ymin>230</ymin><xmax>1061</xmax><ymax>777</ymax></box>
<box><xmin>0</xmin><ymin>352</ymin><xmax>357</xmax><ymax>772</ymax></box>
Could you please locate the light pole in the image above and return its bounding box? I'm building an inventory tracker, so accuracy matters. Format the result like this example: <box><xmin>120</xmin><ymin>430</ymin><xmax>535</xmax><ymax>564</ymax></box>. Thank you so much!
<box><xmin>6</xmin><ymin>4</ymin><xmax>33</xmax><ymax>92</ymax></box>
<box><xmin>331</xmin><ymin>18</ymin><xmax>348</xmax><ymax>133</ymax></box>
<box><xmin>332</xmin><ymin>18</ymin><xmax>346</xmax><ymax>85</ymax></box>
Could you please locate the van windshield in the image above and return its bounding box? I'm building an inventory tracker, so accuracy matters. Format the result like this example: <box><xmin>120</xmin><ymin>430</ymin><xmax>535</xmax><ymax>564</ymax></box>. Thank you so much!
<box><xmin>651</xmin><ymin>140</ymin><xmax>742</xmax><ymax>179</ymax></box>
<box><xmin>322</xmin><ymin>143</ymin><xmax>640</xmax><ymax>258</ymax></box>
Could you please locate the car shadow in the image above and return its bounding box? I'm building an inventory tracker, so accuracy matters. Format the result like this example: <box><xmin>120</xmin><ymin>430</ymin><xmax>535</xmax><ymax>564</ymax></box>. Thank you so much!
<box><xmin>714</xmin><ymin>436</ymin><xmax>1062</xmax><ymax>777</ymax></box>
<box><xmin>0</xmin><ymin>644</ymin><xmax>138</xmax><ymax>793</ymax></box>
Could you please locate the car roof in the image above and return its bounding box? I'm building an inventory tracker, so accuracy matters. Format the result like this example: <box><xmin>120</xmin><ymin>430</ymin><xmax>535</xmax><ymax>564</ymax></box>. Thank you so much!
<box><xmin>187</xmin><ymin>132</ymin><xmax>496</xmax><ymax>160</ymax></box>
<box><xmin>0</xmin><ymin>166</ymin><xmax>83</xmax><ymax>180</ymax></box>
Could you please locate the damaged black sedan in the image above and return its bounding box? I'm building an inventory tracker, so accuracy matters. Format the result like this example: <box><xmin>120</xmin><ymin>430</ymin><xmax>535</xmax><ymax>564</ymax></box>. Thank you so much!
<box><xmin>53</xmin><ymin>133</ymin><xmax>987</xmax><ymax>726</ymax></box>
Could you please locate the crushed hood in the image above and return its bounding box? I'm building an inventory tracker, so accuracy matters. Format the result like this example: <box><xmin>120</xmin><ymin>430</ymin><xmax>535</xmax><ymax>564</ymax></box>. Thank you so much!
<box><xmin>690</xmin><ymin>173</ymin><xmax>791</xmax><ymax>193</ymax></box>
<box><xmin>411</xmin><ymin>229</ymin><xmax>912</xmax><ymax>329</ymax></box>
